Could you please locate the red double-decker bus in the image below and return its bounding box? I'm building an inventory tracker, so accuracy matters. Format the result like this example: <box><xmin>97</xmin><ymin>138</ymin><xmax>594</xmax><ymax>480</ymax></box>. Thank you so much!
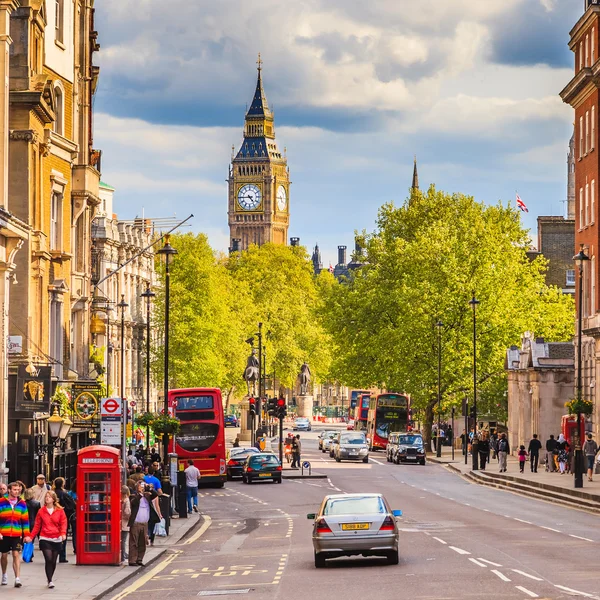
<box><xmin>353</xmin><ymin>393</ymin><xmax>371</xmax><ymax>432</ymax></box>
<box><xmin>366</xmin><ymin>393</ymin><xmax>410</xmax><ymax>450</ymax></box>
<box><xmin>168</xmin><ymin>388</ymin><xmax>226</xmax><ymax>486</ymax></box>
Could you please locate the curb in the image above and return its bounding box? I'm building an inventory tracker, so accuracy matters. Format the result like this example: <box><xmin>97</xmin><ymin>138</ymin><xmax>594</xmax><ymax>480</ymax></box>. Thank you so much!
<box><xmin>93</xmin><ymin>516</ymin><xmax>204</xmax><ymax>599</ymax></box>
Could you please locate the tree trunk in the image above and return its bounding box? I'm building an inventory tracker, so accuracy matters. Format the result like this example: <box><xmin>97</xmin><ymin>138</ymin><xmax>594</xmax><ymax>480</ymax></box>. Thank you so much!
<box><xmin>225</xmin><ymin>387</ymin><xmax>235</xmax><ymax>414</ymax></box>
<box><xmin>423</xmin><ymin>398</ymin><xmax>437</xmax><ymax>454</ymax></box>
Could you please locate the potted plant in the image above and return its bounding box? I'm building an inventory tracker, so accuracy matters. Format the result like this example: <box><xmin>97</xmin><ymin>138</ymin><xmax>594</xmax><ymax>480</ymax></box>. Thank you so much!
<box><xmin>136</xmin><ymin>412</ymin><xmax>156</xmax><ymax>428</ymax></box>
<box><xmin>565</xmin><ymin>398</ymin><xmax>594</xmax><ymax>416</ymax></box>
<box><xmin>150</xmin><ymin>414</ymin><xmax>181</xmax><ymax>436</ymax></box>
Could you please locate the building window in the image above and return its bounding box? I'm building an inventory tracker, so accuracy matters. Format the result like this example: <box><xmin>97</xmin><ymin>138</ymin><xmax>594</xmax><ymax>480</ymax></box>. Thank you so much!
<box><xmin>592</xmin><ymin>256</ymin><xmax>596</xmax><ymax>314</ymax></box>
<box><xmin>55</xmin><ymin>0</ymin><xmax>64</xmax><ymax>44</ymax></box>
<box><xmin>587</xmin><ymin>35</ymin><xmax>590</xmax><ymax>66</ymax></box>
<box><xmin>580</xmin><ymin>116</ymin><xmax>584</xmax><ymax>157</ymax></box>
<box><xmin>50</xmin><ymin>296</ymin><xmax>64</xmax><ymax>380</ymax></box>
<box><xmin>580</xmin><ymin>187</ymin><xmax>584</xmax><ymax>228</ymax></box>
<box><xmin>593</xmin><ymin>180</ymin><xmax>596</xmax><ymax>223</ymax></box>
<box><xmin>53</xmin><ymin>85</ymin><xmax>63</xmax><ymax>136</ymax></box>
<box><xmin>586</xmin><ymin>111</ymin><xmax>590</xmax><ymax>153</ymax></box>
<box><xmin>580</xmin><ymin>41</ymin><xmax>584</xmax><ymax>70</ymax></box>
<box><xmin>586</xmin><ymin>183</ymin><xmax>590</xmax><ymax>225</ymax></box>
<box><xmin>593</xmin><ymin>106</ymin><xmax>597</xmax><ymax>151</ymax></box>
<box><xmin>50</xmin><ymin>191</ymin><xmax>63</xmax><ymax>250</ymax></box>
<box><xmin>566</xmin><ymin>269</ymin><xmax>576</xmax><ymax>287</ymax></box>
<box><xmin>593</xmin><ymin>28</ymin><xmax>596</xmax><ymax>63</ymax></box>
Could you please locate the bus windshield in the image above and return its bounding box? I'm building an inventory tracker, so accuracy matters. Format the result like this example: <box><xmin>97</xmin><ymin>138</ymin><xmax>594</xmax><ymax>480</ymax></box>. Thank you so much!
<box><xmin>176</xmin><ymin>395</ymin><xmax>214</xmax><ymax>410</ymax></box>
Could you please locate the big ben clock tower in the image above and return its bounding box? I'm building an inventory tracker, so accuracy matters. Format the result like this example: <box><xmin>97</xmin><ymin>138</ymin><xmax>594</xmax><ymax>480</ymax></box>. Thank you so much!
<box><xmin>228</xmin><ymin>55</ymin><xmax>290</xmax><ymax>251</ymax></box>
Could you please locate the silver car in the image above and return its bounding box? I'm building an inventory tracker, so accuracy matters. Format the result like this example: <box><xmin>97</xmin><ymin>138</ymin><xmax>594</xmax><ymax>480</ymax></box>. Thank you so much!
<box><xmin>308</xmin><ymin>493</ymin><xmax>401</xmax><ymax>567</ymax></box>
<box><xmin>333</xmin><ymin>431</ymin><xmax>369</xmax><ymax>463</ymax></box>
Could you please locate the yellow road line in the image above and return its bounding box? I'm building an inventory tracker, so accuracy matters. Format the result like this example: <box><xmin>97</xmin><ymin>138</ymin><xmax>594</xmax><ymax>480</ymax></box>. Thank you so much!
<box><xmin>182</xmin><ymin>515</ymin><xmax>213</xmax><ymax>545</ymax></box>
<box><xmin>109</xmin><ymin>553</ymin><xmax>179</xmax><ymax>600</ymax></box>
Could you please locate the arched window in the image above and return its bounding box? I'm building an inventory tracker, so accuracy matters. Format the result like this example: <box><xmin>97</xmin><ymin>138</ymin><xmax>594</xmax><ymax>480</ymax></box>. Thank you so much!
<box><xmin>54</xmin><ymin>84</ymin><xmax>64</xmax><ymax>135</ymax></box>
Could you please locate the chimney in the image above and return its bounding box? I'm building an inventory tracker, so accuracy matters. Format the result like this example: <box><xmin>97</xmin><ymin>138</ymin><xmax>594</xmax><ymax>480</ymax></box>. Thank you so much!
<box><xmin>338</xmin><ymin>245</ymin><xmax>347</xmax><ymax>266</ymax></box>
<box><xmin>290</xmin><ymin>237</ymin><xmax>300</xmax><ymax>247</ymax></box>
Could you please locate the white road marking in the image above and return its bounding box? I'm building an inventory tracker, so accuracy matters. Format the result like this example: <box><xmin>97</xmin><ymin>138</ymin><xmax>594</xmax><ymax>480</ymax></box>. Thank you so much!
<box><xmin>432</xmin><ymin>537</ymin><xmax>447</xmax><ymax>545</ymax></box>
<box><xmin>370</xmin><ymin>457</ymin><xmax>385</xmax><ymax>465</ymax></box>
<box><xmin>469</xmin><ymin>558</ymin><xmax>487</xmax><ymax>568</ymax></box>
<box><xmin>511</xmin><ymin>570</ymin><xmax>543</xmax><ymax>581</ymax></box>
<box><xmin>569</xmin><ymin>534</ymin><xmax>594</xmax><ymax>542</ymax></box>
<box><xmin>554</xmin><ymin>584</ymin><xmax>599</xmax><ymax>598</ymax></box>
<box><xmin>464</xmin><ymin>503</ymin><xmax>470</xmax><ymax>506</ymax></box>
<box><xmin>449</xmin><ymin>546</ymin><xmax>471</xmax><ymax>555</ymax></box>
<box><xmin>540</xmin><ymin>526</ymin><xmax>561</xmax><ymax>533</ymax></box>
<box><xmin>515</xmin><ymin>585</ymin><xmax>539</xmax><ymax>598</ymax></box>
<box><xmin>514</xmin><ymin>518</ymin><xmax>532</xmax><ymax>525</ymax></box>
<box><xmin>491</xmin><ymin>570</ymin><xmax>511</xmax><ymax>582</ymax></box>
<box><xmin>478</xmin><ymin>558</ymin><xmax>502</xmax><ymax>567</ymax></box>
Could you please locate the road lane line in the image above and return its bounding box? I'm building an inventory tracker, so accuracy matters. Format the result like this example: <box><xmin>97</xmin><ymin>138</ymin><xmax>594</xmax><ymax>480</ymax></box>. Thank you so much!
<box><xmin>182</xmin><ymin>515</ymin><xmax>213</xmax><ymax>545</ymax></box>
<box><xmin>432</xmin><ymin>537</ymin><xmax>447</xmax><ymax>545</ymax></box>
<box><xmin>514</xmin><ymin>518</ymin><xmax>532</xmax><ymax>524</ymax></box>
<box><xmin>554</xmin><ymin>584</ymin><xmax>599</xmax><ymax>598</ymax></box>
<box><xmin>469</xmin><ymin>558</ymin><xmax>487</xmax><ymax>568</ymax></box>
<box><xmin>449</xmin><ymin>546</ymin><xmax>471</xmax><ymax>555</ymax></box>
<box><xmin>511</xmin><ymin>570</ymin><xmax>543</xmax><ymax>581</ymax></box>
<box><xmin>540</xmin><ymin>526</ymin><xmax>561</xmax><ymax>533</ymax></box>
<box><xmin>369</xmin><ymin>457</ymin><xmax>385</xmax><ymax>465</ymax></box>
<box><xmin>569</xmin><ymin>534</ymin><xmax>594</xmax><ymax>542</ymax></box>
<box><xmin>515</xmin><ymin>585</ymin><xmax>539</xmax><ymax>598</ymax></box>
<box><xmin>478</xmin><ymin>558</ymin><xmax>502</xmax><ymax>567</ymax></box>
<box><xmin>491</xmin><ymin>570</ymin><xmax>511</xmax><ymax>582</ymax></box>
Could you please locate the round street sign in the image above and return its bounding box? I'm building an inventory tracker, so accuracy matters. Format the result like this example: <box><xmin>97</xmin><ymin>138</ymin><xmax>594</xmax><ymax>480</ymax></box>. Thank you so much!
<box><xmin>302</xmin><ymin>461</ymin><xmax>311</xmax><ymax>469</ymax></box>
<box><xmin>129</xmin><ymin>400</ymin><xmax>136</xmax><ymax>407</ymax></box>
<box><xmin>101</xmin><ymin>397</ymin><xmax>122</xmax><ymax>417</ymax></box>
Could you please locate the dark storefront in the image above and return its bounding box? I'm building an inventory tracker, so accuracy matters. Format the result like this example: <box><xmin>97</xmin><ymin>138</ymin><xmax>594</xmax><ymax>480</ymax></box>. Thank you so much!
<box><xmin>8</xmin><ymin>368</ymin><xmax>100</xmax><ymax>487</ymax></box>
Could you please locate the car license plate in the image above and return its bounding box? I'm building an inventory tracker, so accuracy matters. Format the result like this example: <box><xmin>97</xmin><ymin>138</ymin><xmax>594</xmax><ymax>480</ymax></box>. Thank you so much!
<box><xmin>341</xmin><ymin>523</ymin><xmax>369</xmax><ymax>531</ymax></box>
<box><xmin>350</xmin><ymin>450</ymin><xmax>358</xmax><ymax>454</ymax></box>
<box><xmin>259</xmin><ymin>473</ymin><xmax>271</xmax><ymax>477</ymax></box>
<box><xmin>406</xmin><ymin>456</ymin><xmax>416</xmax><ymax>460</ymax></box>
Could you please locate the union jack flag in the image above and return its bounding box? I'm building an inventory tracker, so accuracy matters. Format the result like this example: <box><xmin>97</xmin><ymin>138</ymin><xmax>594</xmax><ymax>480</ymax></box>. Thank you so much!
<box><xmin>516</xmin><ymin>193</ymin><xmax>529</xmax><ymax>213</ymax></box>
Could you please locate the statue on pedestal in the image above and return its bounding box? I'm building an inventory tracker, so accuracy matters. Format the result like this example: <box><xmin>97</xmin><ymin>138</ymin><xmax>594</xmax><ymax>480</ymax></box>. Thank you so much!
<box><xmin>243</xmin><ymin>349</ymin><xmax>259</xmax><ymax>396</ymax></box>
<box><xmin>299</xmin><ymin>362</ymin><xmax>311</xmax><ymax>396</ymax></box>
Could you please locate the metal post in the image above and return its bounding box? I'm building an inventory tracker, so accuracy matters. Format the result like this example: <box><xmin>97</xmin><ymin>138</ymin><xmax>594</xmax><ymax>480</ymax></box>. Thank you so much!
<box><xmin>279</xmin><ymin>415</ymin><xmax>283</xmax><ymax>464</ymax></box>
<box><xmin>464</xmin><ymin>401</ymin><xmax>468</xmax><ymax>465</ymax></box>
<box><xmin>451</xmin><ymin>406</ymin><xmax>455</xmax><ymax>461</ymax></box>
<box><xmin>118</xmin><ymin>295</ymin><xmax>128</xmax><ymax>483</ymax></box>
<box><xmin>141</xmin><ymin>285</ymin><xmax>155</xmax><ymax>453</ymax></box>
<box><xmin>469</xmin><ymin>293</ymin><xmax>479</xmax><ymax>471</ymax></box>
<box><xmin>257</xmin><ymin>323</ymin><xmax>262</xmax><ymax>435</ymax></box>
<box><xmin>436</xmin><ymin>321</ymin><xmax>443</xmax><ymax>458</ymax></box>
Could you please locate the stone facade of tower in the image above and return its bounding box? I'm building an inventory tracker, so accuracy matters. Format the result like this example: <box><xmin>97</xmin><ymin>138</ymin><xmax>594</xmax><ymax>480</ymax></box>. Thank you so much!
<box><xmin>228</xmin><ymin>59</ymin><xmax>290</xmax><ymax>251</ymax></box>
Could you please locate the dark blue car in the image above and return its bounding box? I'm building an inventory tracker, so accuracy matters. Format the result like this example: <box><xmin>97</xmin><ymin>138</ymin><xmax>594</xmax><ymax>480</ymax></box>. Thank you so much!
<box><xmin>224</xmin><ymin>414</ymin><xmax>238</xmax><ymax>427</ymax></box>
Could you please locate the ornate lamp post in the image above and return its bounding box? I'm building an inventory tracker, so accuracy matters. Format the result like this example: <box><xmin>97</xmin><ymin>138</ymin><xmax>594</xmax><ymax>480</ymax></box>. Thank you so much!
<box><xmin>141</xmin><ymin>285</ymin><xmax>156</xmax><ymax>450</ymax></box>
<box><xmin>157</xmin><ymin>236</ymin><xmax>177</xmax><ymax>464</ymax></box>
<box><xmin>573</xmin><ymin>244</ymin><xmax>589</xmax><ymax>489</ymax></box>
<box><xmin>118</xmin><ymin>294</ymin><xmax>129</xmax><ymax>481</ymax></box>
<box><xmin>435</xmin><ymin>320</ymin><xmax>443</xmax><ymax>458</ymax></box>
<box><xmin>469</xmin><ymin>292</ymin><xmax>480</xmax><ymax>471</ymax></box>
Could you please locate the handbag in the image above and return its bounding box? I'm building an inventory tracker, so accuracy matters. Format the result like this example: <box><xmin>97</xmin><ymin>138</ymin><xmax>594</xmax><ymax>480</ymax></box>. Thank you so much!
<box><xmin>22</xmin><ymin>542</ymin><xmax>34</xmax><ymax>563</ymax></box>
<box><xmin>153</xmin><ymin>518</ymin><xmax>167</xmax><ymax>537</ymax></box>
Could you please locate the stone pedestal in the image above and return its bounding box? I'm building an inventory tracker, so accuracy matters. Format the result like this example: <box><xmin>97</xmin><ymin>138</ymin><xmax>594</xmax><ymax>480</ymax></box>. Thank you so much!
<box><xmin>239</xmin><ymin>398</ymin><xmax>252</xmax><ymax>442</ymax></box>
<box><xmin>297</xmin><ymin>395</ymin><xmax>314</xmax><ymax>419</ymax></box>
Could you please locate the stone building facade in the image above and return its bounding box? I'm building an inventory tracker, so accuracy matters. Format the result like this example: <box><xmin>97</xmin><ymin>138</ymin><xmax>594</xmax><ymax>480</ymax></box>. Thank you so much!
<box><xmin>506</xmin><ymin>333</ymin><xmax>574</xmax><ymax>455</ymax></box>
<box><xmin>92</xmin><ymin>182</ymin><xmax>157</xmax><ymax>414</ymax></box>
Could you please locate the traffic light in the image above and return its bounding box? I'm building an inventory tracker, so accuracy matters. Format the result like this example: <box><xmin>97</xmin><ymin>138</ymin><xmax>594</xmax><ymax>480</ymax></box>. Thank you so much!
<box><xmin>249</xmin><ymin>397</ymin><xmax>256</xmax><ymax>417</ymax></box>
<box><xmin>469</xmin><ymin>405</ymin><xmax>476</xmax><ymax>420</ymax></box>
<box><xmin>276</xmin><ymin>398</ymin><xmax>287</xmax><ymax>419</ymax></box>
<box><xmin>267</xmin><ymin>398</ymin><xmax>278</xmax><ymax>417</ymax></box>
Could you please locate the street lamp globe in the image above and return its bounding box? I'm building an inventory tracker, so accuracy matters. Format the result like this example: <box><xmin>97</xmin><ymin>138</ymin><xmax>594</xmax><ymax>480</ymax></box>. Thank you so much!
<box><xmin>59</xmin><ymin>412</ymin><xmax>73</xmax><ymax>440</ymax></box>
<box><xmin>47</xmin><ymin>406</ymin><xmax>64</xmax><ymax>439</ymax></box>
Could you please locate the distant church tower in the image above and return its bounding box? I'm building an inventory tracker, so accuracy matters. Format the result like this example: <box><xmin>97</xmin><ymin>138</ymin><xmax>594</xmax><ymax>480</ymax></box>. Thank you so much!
<box><xmin>228</xmin><ymin>55</ymin><xmax>290</xmax><ymax>251</ymax></box>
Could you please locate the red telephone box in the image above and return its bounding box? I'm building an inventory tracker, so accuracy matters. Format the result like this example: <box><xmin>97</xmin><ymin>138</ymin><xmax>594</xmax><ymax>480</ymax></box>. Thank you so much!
<box><xmin>76</xmin><ymin>446</ymin><xmax>122</xmax><ymax>565</ymax></box>
<box><xmin>562</xmin><ymin>414</ymin><xmax>586</xmax><ymax>448</ymax></box>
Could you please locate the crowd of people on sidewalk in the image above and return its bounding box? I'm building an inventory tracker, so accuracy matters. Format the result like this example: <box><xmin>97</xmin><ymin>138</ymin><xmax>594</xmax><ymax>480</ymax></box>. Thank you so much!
<box><xmin>458</xmin><ymin>428</ymin><xmax>600</xmax><ymax>480</ymax></box>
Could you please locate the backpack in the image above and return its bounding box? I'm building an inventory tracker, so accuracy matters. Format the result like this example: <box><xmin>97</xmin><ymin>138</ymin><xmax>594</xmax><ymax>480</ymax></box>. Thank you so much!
<box><xmin>58</xmin><ymin>490</ymin><xmax>75</xmax><ymax>518</ymax></box>
<box><xmin>498</xmin><ymin>439</ymin><xmax>508</xmax><ymax>453</ymax></box>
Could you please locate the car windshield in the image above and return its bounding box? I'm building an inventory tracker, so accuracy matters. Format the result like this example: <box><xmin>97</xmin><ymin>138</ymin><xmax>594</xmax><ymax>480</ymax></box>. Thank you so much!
<box><xmin>399</xmin><ymin>435</ymin><xmax>423</xmax><ymax>445</ymax></box>
<box><xmin>296</xmin><ymin>418</ymin><xmax>308</xmax><ymax>423</ymax></box>
<box><xmin>249</xmin><ymin>455</ymin><xmax>280</xmax><ymax>466</ymax></box>
<box><xmin>340</xmin><ymin>434</ymin><xmax>366</xmax><ymax>445</ymax></box>
<box><xmin>231</xmin><ymin>447</ymin><xmax>258</xmax><ymax>457</ymax></box>
<box><xmin>232</xmin><ymin>450</ymin><xmax>257</xmax><ymax>459</ymax></box>
<box><xmin>323</xmin><ymin>496</ymin><xmax>386</xmax><ymax>516</ymax></box>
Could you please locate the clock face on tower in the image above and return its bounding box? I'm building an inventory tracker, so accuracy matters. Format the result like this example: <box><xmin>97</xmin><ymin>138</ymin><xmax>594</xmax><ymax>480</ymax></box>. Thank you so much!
<box><xmin>238</xmin><ymin>184</ymin><xmax>261</xmax><ymax>210</ymax></box>
<box><xmin>276</xmin><ymin>185</ymin><xmax>287</xmax><ymax>211</ymax></box>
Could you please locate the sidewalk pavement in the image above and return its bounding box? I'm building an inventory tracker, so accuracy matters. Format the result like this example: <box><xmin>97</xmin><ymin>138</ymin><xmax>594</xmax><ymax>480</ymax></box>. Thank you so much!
<box><xmin>429</xmin><ymin>447</ymin><xmax>600</xmax><ymax>503</ymax></box>
<box><xmin>0</xmin><ymin>512</ymin><xmax>201</xmax><ymax>600</ymax></box>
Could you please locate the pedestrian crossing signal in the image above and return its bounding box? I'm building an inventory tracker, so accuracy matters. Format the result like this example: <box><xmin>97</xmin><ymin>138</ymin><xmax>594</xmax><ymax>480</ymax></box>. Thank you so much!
<box><xmin>249</xmin><ymin>397</ymin><xmax>256</xmax><ymax>417</ymax></box>
<box><xmin>276</xmin><ymin>398</ymin><xmax>287</xmax><ymax>419</ymax></box>
<box><xmin>267</xmin><ymin>398</ymin><xmax>278</xmax><ymax>416</ymax></box>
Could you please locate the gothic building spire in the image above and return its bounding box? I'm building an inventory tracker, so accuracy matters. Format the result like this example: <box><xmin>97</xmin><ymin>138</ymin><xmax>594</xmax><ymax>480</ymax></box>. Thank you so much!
<box><xmin>411</xmin><ymin>155</ymin><xmax>419</xmax><ymax>191</ymax></box>
<box><xmin>247</xmin><ymin>53</ymin><xmax>271</xmax><ymax>118</ymax></box>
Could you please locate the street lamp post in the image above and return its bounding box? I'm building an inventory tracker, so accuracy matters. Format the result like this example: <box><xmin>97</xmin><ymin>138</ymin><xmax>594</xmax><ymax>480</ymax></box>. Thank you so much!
<box><xmin>118</xmin><ymin>294</ymin><xmax>129</xmax><ymax>482</ymax></box>
<box><xmin>157</xmin><ymin>236</ymin><xmax>178</xmax><ymax>464</ymax></box>
<box><xmin>574</xmin><ymin>244</ymin><xmax>589</xmax><ymax>489</ymax></box>
<box><xmin>141</xmin><ymin>285</ymin><xmax>156</xmax><ymax>452</ymax></box>
<box><xmin>435</xmin><ymin>320</ymin><xmax>443</xmax><ymax>458</ymax></box>
<box><xmin>469</xmin><ymin>292</ymin><xmax>480</xmax><ymax>471</ymax></box>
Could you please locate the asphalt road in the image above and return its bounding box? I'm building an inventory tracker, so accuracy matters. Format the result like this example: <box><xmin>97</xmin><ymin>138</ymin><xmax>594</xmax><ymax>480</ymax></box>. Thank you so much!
<box><xmin>109</xmin><ymin>425</ymin><xmax>600</xmax><ymax>600</ymax></box>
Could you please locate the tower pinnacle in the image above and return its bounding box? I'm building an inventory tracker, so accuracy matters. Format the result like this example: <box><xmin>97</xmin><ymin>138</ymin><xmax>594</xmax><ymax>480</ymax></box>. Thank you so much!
<box><xmin>411</xmin><ymin>155</ymin><xmax>419</xmax><ymax>191</ymax></box>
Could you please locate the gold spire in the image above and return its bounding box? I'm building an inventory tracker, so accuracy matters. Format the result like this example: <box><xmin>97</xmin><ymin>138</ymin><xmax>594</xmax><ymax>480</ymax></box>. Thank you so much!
<box><xmin>257</xmin><ymin>52</ymin><xmax>263</xmax><ymax>74</ymax></box>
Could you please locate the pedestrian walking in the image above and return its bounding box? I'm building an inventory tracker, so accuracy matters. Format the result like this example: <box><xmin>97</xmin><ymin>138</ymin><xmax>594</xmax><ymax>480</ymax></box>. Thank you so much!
<box><xmin>128</xmin><ymin>481</ymin><xmax>160</xmax><ymax>566</ymax></box>
<box><xmin>497</xmin><ymin>433</ymin><xmax>510</xmax><ymax>472</ymax></box>
<box><xmin>291</xmin><ymin>434</ymin><xmax>302</xmax><ymax>469</ymax></box>
<box><xmin>184</xmin><ymin>459</ymin><xmax>201</xmax><ymax>513</ymax></box>
<box><xmin>557</xmin><ymin>434</ymin><xmax>569</xmax><ymax>474</ymax></box>
<box><xmin>52</xmin><ymin>477</ymin><xmax>74</xmax><ymax>563</ymax></box>
<box><xmin>23</xmin><ymin>489</ymin><xmax>39</xmax><ymax>561</ymax></box>
<box><xmin>0</xmin><ymin>481</ymin><xmax>32</xmax><ymax>587</ymax></box>
<box><xmin>527</xmin><ymin>434</ymin><xmax>542</xmax><ymax>473</ymax></box>
<box><xmin>0</xmin><ymin>483</ymin><xmax>6</xmax><ymax>498</ymax></box>
<box><xmin>545</xmin><ymin>434</ymin><xmax>557</xmax><ymax>472</ymax></box>
<box><xmin>30</xmin><ymin>491</ymin><xmax>67</xmax><ymax>589</ymax></box>
<box><xmin>460</xmin><ymin>429</ymin><xmax>468</xmax><ymax>456</ymax></box>
<box><xmin>121</xmin><ymin>486</ymin><xmax>131</xmax><ymax>563</ymax></box>
<box><xmin>518</xmin><ymin>445</ymin><xmax>528</xmax><ymax>473</ymax></box>
<box><xmin>67</xmin><ymin>480</ymin><xmax>77</xmax><ymax>554</ymax></box>
<box><xmin>583</xmin><ymin>433</ymin><xmax>598</xmax><ymax>482</ymax></box>
<box><xmin>232</xmin><ymin>434</ymin><xmax>240</xmax><ymax>448</ymax></box>
<box><xmin>29</xmin><ymin>474</ymin><xmax>50</xmax><ymax>504</ymax></box>
<box><xmin>478</xmin><ymin>432</ymin><xmax>490</xmax><ymax>471</ymax></box>
<box><xmin>143</xmin><ymin>467</ymin><xmax>162</xmax><ymax>493</ymax></box>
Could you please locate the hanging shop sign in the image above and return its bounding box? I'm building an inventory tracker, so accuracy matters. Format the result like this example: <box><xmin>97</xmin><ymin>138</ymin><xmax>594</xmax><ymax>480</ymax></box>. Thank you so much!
<box><xmin>16</xmin><ymin>365</ymin><xmax>52</xmax><ymax>413</ymax></box>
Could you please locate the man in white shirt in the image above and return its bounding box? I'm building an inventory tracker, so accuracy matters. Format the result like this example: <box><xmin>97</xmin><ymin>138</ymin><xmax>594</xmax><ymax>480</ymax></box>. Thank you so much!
<box><xmin>184</xmin><ymin>460</ymin><xmax>201</xmax><ymax>514</ymax></box>
<box><xmin>29</xmin><ymin>475</ymin><xmax>49</xmax><ymax>504</ymax></box>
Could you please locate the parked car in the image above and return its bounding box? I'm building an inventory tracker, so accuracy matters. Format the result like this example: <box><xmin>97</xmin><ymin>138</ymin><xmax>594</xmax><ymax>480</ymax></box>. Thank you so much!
<box><xmin>322</xmin><ymin>433</ymin><xmax>337</xmax><ymax>454</ymax></box>
<box><xmin>319</xmin><ymin>431</ymin><xmax>336</xmax><ymax>450</ymax></box>
<box><xmin>333</xmin><ymin>432</ymin><xmax>369</xmax><ymax>463</ymax></box>
<box><xmin>308</xmin><ymin>493</ymin><xmax>401</xmax><ymax>567</ymax></box>
<box><xmin>227</xmin><ymin>448</ymin><xmax>260</xmax><ymax>479</ymax></box>
<box><xmin>242</xmin><ymin>452</ymin><xmax>283</xmax><ymax>484</ymax></box>
<box><xmin>387</xmin><ymin>433</ymin><xmax>426</xmax><ymax>465</ymax></box>
<box><xmin>293</xmin><ymin>417</ymin><xmax>312</xmax><ymax>431</ymax></box>
<box><xmin>224</xmin><ymin>414</ymin><xmax>238</xmax><ymax>427</ymax></box>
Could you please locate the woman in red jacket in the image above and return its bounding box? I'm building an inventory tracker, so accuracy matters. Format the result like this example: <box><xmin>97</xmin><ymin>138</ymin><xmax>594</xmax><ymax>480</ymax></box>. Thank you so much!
<box><xmin>30</xmin><ymin>491</ymin><xmax>67</xmax><ymax>588</ymax></box>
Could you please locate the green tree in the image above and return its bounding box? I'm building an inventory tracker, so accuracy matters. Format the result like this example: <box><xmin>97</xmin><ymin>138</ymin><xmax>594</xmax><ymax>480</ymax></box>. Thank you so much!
<box><xmin>320</xmin><ymin>186</ymin><xmax>574</xmax><ymax>448</ymax></box>
<box><xmin>227</xmin><ymin>243</ymin><xmax>332</xmax><ymax>390</ymax></box>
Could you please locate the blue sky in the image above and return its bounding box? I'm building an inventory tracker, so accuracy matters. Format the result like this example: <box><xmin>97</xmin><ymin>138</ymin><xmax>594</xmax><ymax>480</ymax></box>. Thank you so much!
<box><xmin>94</xmin><ymin>0</ymin><xmax>581</xmax><ymax>265</ymax></box>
